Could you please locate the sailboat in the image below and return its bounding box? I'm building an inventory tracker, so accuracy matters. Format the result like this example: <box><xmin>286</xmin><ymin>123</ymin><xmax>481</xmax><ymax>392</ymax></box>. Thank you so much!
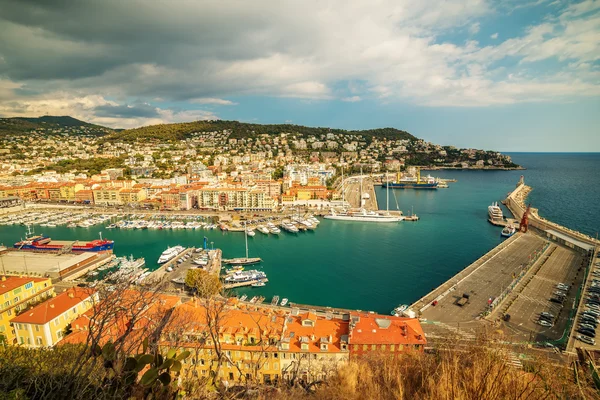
<box><xmin>222</xmin><ymin>222</ymin><xmax>262</xmax><ymax>265</ymax></box>
<box><xmin>324</xmin><ymin>167</ymin><xmax>403</xmax><ymax>222</ymax></box>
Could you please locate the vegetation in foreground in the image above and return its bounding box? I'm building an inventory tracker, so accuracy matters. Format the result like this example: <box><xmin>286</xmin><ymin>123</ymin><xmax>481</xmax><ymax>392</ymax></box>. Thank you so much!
<box><xmin>1</xmin><ymin>337</ymin><xmax>597</xmax><ymax>400</ymax></box>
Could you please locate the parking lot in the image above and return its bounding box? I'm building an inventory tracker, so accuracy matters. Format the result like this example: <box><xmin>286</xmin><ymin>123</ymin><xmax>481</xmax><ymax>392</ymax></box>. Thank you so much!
<box><xmin>421</xmin><ymin>234</ymin><xmax>546</xmax><ymax>323</ymax></box>
<box><xmin>503</xmin><ymin>245</ymin><xmax>584</xmax><ymax>343</ymax></box>
<box><xmin>570</xmin><ymin>254</ymin><xmax>600</xmax><ymax>351</ymax></box>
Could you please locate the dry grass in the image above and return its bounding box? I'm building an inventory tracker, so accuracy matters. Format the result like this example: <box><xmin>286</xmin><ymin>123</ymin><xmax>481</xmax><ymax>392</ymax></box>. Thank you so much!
<box><xmin>257</xmin><ymin>343</ymin><xmax>597</xmax><ymax>400</ymax></box>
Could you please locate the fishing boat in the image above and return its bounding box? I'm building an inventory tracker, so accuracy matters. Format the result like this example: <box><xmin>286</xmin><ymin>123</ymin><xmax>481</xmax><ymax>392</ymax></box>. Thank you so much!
<box><xmin>251</xmin><ymin>281</ymin><xmax>266</xmax><ymax>287</ymax></box>
<box><xmin>391</xmin><ymin>304</ymin><xmax>409</xmax><ymax>317</ymax></box>
<box><xmin>239</xmin><ymin>294</ymin><xmax>248</xmax><ymax>301</ymax></box>
<box><xmin>246</xmin><ymin>228</ymin><xmax>256</xmax><ymax>237</ymax></box>
<box><xmin>501</xmin><ymin>224</ymin><xmax>517</xmax><ymax>237</ymax></box>
<box><xmin>271</xmin><ymin>295</ymin><xmax>280</xmax><ymax>305</ymax></box>
<box><xmin>280</xmin><ymin>298</ymin><xmax>289</xmax><ymax>306</ymax></box>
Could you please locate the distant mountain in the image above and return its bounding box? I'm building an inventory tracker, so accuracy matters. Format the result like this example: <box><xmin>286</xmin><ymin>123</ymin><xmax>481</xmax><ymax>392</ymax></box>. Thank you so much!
<box><xmin>0</xmin><ymin>115</ymin><xmax>113</xmax><ymax>136</ymax></box>
<box><xmin>105</xmin><ymin>120</ymin><xmax>417</xmax><ymax>142</ymax></box>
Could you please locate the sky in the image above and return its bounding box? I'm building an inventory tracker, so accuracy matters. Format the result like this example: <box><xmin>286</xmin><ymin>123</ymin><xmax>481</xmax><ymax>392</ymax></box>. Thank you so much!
<box><xmin>0</xmin><ymin>0</ymin><xmax>598</xmax><ymax>151</ymax></box>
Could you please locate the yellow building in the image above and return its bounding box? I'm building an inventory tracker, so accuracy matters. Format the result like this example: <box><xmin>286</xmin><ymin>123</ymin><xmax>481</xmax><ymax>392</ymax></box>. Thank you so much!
<box><xmin>11</xmin><ymin>287</ymin><xmax>97</xmax><ymax>348</ymax></box>
<box><xmin>0</xmin><ymin>276</ymin><xmax>54</xmax><ymax>345</ymax></box>
<box><xmin>92</xmin><ymin>187</ymin><xmax>122</xmax><ymax>206</ymax></box>
<box><xmin>165</xmin><ymin>301</ymin><xmax>286</xmax><ymax>383</ymax></box>
<box><xmin>118</xmin><ymin>188</ymin><xmax>147</xmax><ymax>205</ymax></box>
<box><xmin>59</xmin><ymin>183</ymin><xmax>84</xmax><ymax>201</ymax></box>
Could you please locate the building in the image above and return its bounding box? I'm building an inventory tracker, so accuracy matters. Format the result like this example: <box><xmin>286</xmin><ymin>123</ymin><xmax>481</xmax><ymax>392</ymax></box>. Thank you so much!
<box><xmin>0</xmin><ymin>276</ymin><xmax>54</xmax><ymax>345</ymax></box>
<box><xmin>164</xmin><ymin>300</ymin><xmax>286</xmax><ymax>384</ymax></box>
<box><xmin>92</xmin><ymin>187</ymin><xmax>122</xmax><ymax>206</ymax></box>
<box><xmin>347</xmin><ymin>312</ymin><xmax>427</xmax><ymax>357</ymax></box>
<box><xmin>11</xmin><ymin>287</ymin><xmax>97</xmax><ymax>348</ymax></box>
<box><xmin>118</xmin><ymin>188</ymin><xmax>147</xmax><ymax>205</ymax></box>
<box><xmin>279</xmin><ymin>309</ymin><xmax>350</xmax><ymax>382</ymax></box>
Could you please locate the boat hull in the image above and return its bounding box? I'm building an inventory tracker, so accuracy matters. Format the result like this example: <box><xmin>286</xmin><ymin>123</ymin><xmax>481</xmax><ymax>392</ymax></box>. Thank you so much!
<box><xmin>323</xmin><ymin>215</ymin><xmax>402</xmax><ymax>222</ymax></box>
<box><xmin>382</xmin><ymin>182</ymin><xmax>438</xmax><ymax>189</ymax></box>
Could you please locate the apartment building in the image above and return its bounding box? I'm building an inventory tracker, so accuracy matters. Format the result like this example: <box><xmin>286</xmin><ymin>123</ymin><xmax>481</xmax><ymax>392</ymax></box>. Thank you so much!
<box><xmin>0</xmin><ymin>276</ymin><xmax>54</xmax><ymax>345</ymax></box>
<box><xmin>11</xmin><ymin>287</ymin><xmax>97</xmax><ymax>348</ymax></box>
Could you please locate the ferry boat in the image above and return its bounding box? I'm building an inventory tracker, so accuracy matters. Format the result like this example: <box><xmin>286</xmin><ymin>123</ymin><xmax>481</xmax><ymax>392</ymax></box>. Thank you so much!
<box><xmin>382</xmin><ymin>168</ymin><xmax>438</xmax><ymax>189</ymax></box>
<box><xmin>157</xmin><ymin>245</ymin><xmax>185</xmax><ymax>264</ymax></box>
<box><xmin>488</xmin><ymin>202</ymin><xmax>503</xmax><ymax>221</ymax></box>
<box><xmin>501</xmin><ymin>224</ymin><xmax>517</xmax><ymax>237</ymax></box>
<box><xmin>14</xmin><ymin>233</ymin><xmax>114</xmax><ymax>253</ymax></box>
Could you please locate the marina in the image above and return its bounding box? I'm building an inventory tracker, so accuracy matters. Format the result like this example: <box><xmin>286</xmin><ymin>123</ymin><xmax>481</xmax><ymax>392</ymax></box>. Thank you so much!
<box><xmin>0</xmin><ymin>154</ymin><xmax>597</xmax><ymax>316</ymax></box>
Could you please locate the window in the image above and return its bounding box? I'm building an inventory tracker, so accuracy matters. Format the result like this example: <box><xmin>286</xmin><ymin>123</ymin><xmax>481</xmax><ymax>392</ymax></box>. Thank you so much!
<box><xmin>35</xmin><ymin>325</ymin><xmax>40</xmax><ymax>332</ymax></box>
<box><xmin>19</xmin><ymin>337</ymin><xmax>24</xmax><ymax>344</ymax></box>
<box><xmin>381</xmin><ymin>344</ymin><xmax>386</xmax><ymax>351</ymax></box>
<box><xmin>25</xmin><ymin>282</ymin><xmax>33</xmax><ymax>290</ymax></box>
<box><xmin>371</xmin><ymin>344</ymin><xmax>376</xmax><ymax>351</ymax></box>
<box><xmin>390</xmin><ymin>344</ymin><xmax>395</xmax><ymax>351</ymax></box>
<box><xmin>36</xmin><ymin>337</ymin><xmax>43</xmax><ymax>345</ymax></box>
<box><xmin>362</xmin><ymin>344</ymin><xmax>367</xmax><ymax>351</ymax></box>
<box><xmin>54</xmin><ymin>319</ymin><xmax>59</xmax><ymax>327</ymax></box>
<box><xmin>57</xmin><ymin>331</ymin><xmax>63</xmax><ymax>339</ymax></box>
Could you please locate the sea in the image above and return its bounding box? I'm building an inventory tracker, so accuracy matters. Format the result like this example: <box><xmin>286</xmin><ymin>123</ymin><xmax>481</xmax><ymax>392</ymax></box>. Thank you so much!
<box><xmin>1</xmin><ymin>153</ymin><xmax>598</xmax><ymax>314</ymax></box>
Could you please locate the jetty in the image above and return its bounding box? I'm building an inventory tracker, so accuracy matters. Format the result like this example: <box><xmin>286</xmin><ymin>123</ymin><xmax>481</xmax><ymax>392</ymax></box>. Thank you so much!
<box><xmin>410</xmin><ymin>177</ymin><xmax>597</xmax><ymax>350</ymax></box>
<box><xmin>223</xmin><ymin>278</ymin><xmax>268</xmax><ymax>289</ymax></box>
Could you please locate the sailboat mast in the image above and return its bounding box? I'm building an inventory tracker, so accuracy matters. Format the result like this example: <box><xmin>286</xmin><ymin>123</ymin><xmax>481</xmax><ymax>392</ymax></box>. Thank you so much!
<box><xmin>386</xmin><ymin>173</ymin><xmax>389</xmax><ymax>213</ymax></box>
<box><xmin>244</xmin><ymin>221</ymin><xmax>248</xmax><ymax>259</ymax></box>
<box><xmin>360</xmin><ymin>166</ymin><xmax>363</xmax><ymax>208</ymax></box>
<box><xmin>341</xmin><ymin>166</ymin><xmax>345</xmax><ymax>207</ymax></box>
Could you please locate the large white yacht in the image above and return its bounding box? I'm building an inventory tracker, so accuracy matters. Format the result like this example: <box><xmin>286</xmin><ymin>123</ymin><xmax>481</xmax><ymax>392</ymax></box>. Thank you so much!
<box><xmin>324</xmin><ymin>208</ymin><xmax>403</xmax><ymax>222</ymax></box>
<box><xmin>158</xmin><ymin>245</ymin><xmax>185</xmax><ymax>264</ymax></box>
<box><xmin>488</xmin><ymin>202</ymin><xmax>504</xmax><ymax>221</ymax></box>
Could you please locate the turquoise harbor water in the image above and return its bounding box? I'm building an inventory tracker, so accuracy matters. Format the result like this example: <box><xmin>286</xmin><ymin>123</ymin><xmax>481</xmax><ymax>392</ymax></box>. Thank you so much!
<box><xmin>0</xmin><ymin>153</ymin><xmax>598</xmax><ymax>314</ymax></box>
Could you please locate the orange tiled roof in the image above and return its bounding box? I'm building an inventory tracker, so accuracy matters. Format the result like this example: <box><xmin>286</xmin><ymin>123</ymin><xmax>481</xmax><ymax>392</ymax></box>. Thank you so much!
<box><xmin>349</xmin><ymin>312</ymin><xmax>426</xmax><ymax>346</ymax></box>
<box><xmin>0</xmin><ymin>276</ymin><xmax>48</xmax><ymax>296</ymax></box>
<box><xmin>283</xmin><ymin>311</ymin><xmax>349</xmax><ymax>353</ymax></box>
<box><xmin>11</xmin><ymin>287</ymin><xmax>95</xmax><ymax>325</ymax></box>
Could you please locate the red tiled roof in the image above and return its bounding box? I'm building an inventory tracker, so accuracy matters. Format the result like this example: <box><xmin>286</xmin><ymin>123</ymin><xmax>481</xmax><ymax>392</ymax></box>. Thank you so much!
<box><xmin>11</xmin><ymin>287</ymin><xmax>95</xmax><ymax>325</ymax></box>
<box><xmin>349</xmin><ymin>312</ymin><xmax>426</xmax><ymax>346</ymax></box>
<box><xmin>0</xmin><ymin>276</ymin><xmax>49</xmax><ymax>296</ymax></box>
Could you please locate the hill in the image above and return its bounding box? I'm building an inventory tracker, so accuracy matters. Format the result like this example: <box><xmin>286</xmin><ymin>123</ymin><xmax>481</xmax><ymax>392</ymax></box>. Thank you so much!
<box><xmin>104</xmin><ymin>120</ymin><xmax>417</xmax><ymax>142</ymax></box>
<box><xmin>0</xmin><ymin>115</ymin><xmax>113</xmax><ymax>136</ymax></box>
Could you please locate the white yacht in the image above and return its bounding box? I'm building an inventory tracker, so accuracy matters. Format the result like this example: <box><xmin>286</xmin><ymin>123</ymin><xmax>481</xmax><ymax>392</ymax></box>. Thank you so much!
<box><xmin>256</xmin><ymin>225</ymin><xmax>270</xmax><ymax>235</ymax></box>
<box><xmin>324</xmin><ymin>208</ymin><xmax>403</xmax><ymax>222</ymax></box>
<box><xmin>158</xmin><ymin>245</ymin><xmax>185</xmax><ymax>264</ymax></box>
<box><xmin>488</xmin><ymin>202</ymin><xmax>504</xmax><ymax>221</ymax></box>
<box><xmin>246</xmin><ymin>228</ymin><xmax>256</xmax><ymax>237</ymax></box>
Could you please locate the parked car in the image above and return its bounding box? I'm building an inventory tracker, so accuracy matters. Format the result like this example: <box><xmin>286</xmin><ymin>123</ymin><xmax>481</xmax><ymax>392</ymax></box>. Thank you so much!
<box><xmin>538</xmin><ymin>320</ymin><xmax>552</xmax><ymax>327</ymax></box>
<box><xmin>576</xmin><ymin>335</ymin><xmax>596</xmax><ymax>345</ymax></box>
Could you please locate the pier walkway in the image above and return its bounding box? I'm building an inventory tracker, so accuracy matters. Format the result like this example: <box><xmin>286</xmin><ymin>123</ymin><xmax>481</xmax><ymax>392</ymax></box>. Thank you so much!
<box><xmin>412</xmin><ymin>233</ymin><xmax>547</xmax><ymax>323</ymax></box>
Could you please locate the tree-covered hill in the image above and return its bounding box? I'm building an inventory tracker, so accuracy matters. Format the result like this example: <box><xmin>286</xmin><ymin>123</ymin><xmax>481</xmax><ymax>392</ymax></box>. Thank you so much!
<box><xmin>0</xmin><ymin>116</ymin><xmax>113</xmax><ymax>136</ymax></box>
<box><xmin>104</xmin><ymin>120</ymin><xmax>417</xmax><ymax>142</ymax></box>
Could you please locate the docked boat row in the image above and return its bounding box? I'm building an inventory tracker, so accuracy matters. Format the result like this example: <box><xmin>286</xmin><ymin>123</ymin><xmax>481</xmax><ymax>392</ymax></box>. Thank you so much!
<box><xmin>0</xmin><ymin>211</ymin><xmax>112</xmax><ymax>228</ymax></box>
<box><xmin>85</xmin><ymin>255</ymin><xmax>147</xmax><ymax>285</ymax></box>
<box><xmin>107</xmin><ymin>219</ymin><xmax>219</xmax><ymax>230</ymax></box>
<box><xmin>224</xmin><ymin>269</ymin><xmax>267</xmax><ymax>283</ymax></box>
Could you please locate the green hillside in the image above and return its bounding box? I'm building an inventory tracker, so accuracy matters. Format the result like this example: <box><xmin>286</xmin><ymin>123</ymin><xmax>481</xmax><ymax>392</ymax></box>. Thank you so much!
<box><xmin>105</xmin><ymin>120</ymin><xmax>417</xmax><ymax>142</ymax></box>
<box><xmin>0</xmin><ymin>116</ymin><xmax>113</xmax><ymax>136</ymax></box>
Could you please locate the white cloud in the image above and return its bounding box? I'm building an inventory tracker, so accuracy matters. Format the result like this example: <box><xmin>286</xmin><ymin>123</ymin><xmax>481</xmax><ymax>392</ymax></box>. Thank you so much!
<box><xmin>469</xmin><ymin>22</ymin><xmax>481</xmax><ymax>35</ymax></box>
<box><xmin>0</xmin><ymin>0</ymin><xmax>597</xmax><ymax>121</ymax></box>
<box><xmin>342</xmin><ymin>96</ymin><xmax>362</xmax><ymax>102</ymax></box>
<box><xmin>190</xmin><ymin>98</ymin><xmax>237</xmax><ymax>105</ymax></box>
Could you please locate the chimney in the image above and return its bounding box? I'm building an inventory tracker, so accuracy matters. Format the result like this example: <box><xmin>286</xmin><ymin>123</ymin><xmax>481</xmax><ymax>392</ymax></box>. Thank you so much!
<box><xmin>1</xmin><ymin>276</ymin><xmax>6</xmax><ymax>281</ymax></box>
<box><xmin>68</xmin><ymin>291</ymin><xmax>75</xmax><ymax>299</ymax></box>
<box><xmin>50</xmin><ymin>304</ymin><xmax>55</xmax><ymax>308</ymax></box>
